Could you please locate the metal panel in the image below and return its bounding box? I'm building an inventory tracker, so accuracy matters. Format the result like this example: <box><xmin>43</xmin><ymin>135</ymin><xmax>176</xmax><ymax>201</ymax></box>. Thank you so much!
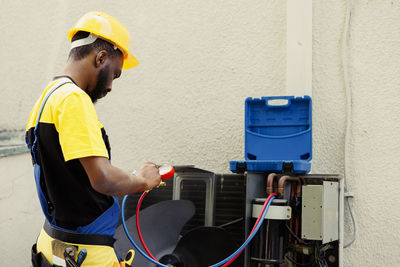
<box><xmin>173</xmin><ymin>172</ymin><xmax>216</xmax><ymax>226</ymax></box>
<box><xmin>301</xmin><ymin>183</ymin><xmax>339</xmax><ymax>244</ymax></box>
<box><xmin>302</xmin><ymin>185</ymin><xmax>323</xmax><ymax>240</ymax></box>
<box><xmin>322</xmin><ymin>181</ymin><xmax>339</xmax><ymax>244</ymax></box>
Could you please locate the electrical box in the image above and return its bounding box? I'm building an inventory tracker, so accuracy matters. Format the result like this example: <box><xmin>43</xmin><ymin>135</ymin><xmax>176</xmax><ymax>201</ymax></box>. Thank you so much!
<box><xmin>302</xmin><ymin>181</ymin><xmax>339</xmax><ymax>244</ymax></box>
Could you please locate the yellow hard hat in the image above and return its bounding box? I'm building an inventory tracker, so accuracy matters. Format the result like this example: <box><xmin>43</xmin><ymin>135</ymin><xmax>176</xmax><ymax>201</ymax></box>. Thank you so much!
<box><xmin>67</xmin><ymin>11</ymin><xmax>139</xmax><ymax>69</ymax></box>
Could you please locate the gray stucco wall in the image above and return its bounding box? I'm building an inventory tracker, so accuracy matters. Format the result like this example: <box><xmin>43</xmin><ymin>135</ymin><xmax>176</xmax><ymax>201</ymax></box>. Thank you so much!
<box><xmin>1</xmin><ymin>1</ymin><xmax>400</xmax><ymax>266</ymax></box>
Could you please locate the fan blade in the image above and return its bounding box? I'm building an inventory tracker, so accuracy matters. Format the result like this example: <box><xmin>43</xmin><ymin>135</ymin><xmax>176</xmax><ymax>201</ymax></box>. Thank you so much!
<box><xmin>159</xmin><ymin>227</ymin><xmax>242</xmax><ymax>267</ymax></box>
<box><xmin>114</xmin><ymin>200</ymin><xmax>195</xmax><ymax>267</ymax></box>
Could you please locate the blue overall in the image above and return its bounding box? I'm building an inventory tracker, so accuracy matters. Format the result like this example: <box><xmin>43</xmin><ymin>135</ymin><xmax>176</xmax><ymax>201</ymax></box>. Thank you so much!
<box><xmin>27</xmin><ymin>79</ymin><xmax>120</xmax><ymax>237</ymax></box>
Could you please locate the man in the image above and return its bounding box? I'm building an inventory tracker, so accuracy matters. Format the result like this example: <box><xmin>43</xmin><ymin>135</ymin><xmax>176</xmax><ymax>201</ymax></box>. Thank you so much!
<box><xmin>26</xmin><ymin>11</ymin><xmax>161</xmax><ymax>266</ymax></box>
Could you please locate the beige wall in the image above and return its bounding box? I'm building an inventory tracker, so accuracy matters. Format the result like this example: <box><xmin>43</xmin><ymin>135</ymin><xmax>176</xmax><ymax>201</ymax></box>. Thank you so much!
<box><xmin>1</xmin><ymin>0</ymin><xmax>400</xmax><ymax>266</ymax></box>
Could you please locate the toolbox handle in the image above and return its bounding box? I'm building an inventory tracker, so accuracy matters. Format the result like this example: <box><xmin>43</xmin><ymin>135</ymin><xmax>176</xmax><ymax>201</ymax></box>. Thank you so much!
<box><xmin>264</xmin><ymin>97</ymin><xmax>291</xmax><ymax>108</ymax></box>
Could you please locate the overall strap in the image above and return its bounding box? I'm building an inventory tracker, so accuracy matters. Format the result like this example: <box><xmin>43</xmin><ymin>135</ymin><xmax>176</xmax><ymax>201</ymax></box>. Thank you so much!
<box><xmin>30</xmin><ymin>80</ymin><xmax>72</xmax><ymax>164</ymax></box>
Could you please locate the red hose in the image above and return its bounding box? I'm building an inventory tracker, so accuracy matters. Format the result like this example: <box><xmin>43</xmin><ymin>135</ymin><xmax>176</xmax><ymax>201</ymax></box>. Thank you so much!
<box><xmin>136</xmin><ymin>191</ymin><xmax>277</xmax><ymax>267</ymax></box>
<box><xmin>136</xmin><ymin>191</ymin><xmax>159</xmax><ymax>262</ymax></box>
<box><xmin>135</xmin><ymin>164</ymin><xmax>175</xmax><ymax>262</ymax></box>
<box><xmin>222</xmin><ymin>193</ymin><xmax>277</xmax><ymax>267</ymax></box>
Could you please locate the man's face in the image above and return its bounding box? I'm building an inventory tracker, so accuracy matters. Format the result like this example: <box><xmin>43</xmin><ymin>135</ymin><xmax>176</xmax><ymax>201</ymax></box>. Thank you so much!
<box><xmin>89</xmin><ymin>66</ymin><xmax>111</xmax><ymax>103</ymax></box>
<box><xmin>88</xmin><ymin>53</ymin><xmax>123</xmax><ymax>104</ymax></box>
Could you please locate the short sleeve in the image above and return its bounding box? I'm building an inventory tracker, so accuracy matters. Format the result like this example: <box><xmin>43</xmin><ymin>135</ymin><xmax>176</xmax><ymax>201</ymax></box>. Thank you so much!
<box><xmin>55</xmin><ymin>92</ymin><xmax>108</xmax><ymax>161</ymax></box>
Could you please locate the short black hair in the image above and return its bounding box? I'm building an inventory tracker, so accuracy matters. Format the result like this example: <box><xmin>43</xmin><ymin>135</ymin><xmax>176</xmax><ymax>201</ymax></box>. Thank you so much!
<box><xmin>68</xmin><ymin>31</ymin><xmax>123</xmax><ymax>60</ymax></box>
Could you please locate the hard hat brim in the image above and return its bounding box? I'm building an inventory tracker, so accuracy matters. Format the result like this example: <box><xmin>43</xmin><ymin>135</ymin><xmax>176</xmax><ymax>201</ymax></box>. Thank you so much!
<box><xmin>123</xmin><ymin>51</ymin><xmax>139</xmax><ymax>69</ymax></box>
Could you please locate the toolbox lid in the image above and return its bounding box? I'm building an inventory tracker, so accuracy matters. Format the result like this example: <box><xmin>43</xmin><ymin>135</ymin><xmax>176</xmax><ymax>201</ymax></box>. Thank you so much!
<box><xmin>230</xmin><ymin>95</ymin><xmax>312</xmax><ymax>174</ymax></box>
<box><xmin>245</xmin><ymin>96</ymin><xmax>312</xmax><ymax>161</ymax></box>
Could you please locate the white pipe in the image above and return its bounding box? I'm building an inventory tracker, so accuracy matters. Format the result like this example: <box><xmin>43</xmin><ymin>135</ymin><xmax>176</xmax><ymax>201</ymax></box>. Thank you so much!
<box><xmin>286</xmin><ymin>0</ymin><xmax>312</xmax><ymax>97</ymax></box>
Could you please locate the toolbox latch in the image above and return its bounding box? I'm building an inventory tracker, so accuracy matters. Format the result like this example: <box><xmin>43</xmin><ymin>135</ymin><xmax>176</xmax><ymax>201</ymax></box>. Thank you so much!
<box><xmin>282</xmin><ymin>162</ymin><xmax>294</xmax><ymax>174</ymax></box>
<box><xmin>236</xmin><ymin>162</ymin><xmax>247</xmax><ymax>173</ymax></box>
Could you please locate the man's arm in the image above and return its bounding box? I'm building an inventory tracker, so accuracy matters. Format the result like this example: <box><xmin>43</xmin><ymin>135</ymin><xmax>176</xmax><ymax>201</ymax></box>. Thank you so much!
<box><xmin>79</xmin><ymin>156</ymin><xmax>161</xmax><ymax>197</ymax></box>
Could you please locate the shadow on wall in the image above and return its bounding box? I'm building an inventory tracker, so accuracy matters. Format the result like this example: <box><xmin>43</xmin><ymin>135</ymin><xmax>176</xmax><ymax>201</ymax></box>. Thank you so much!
<box><xmin>0</xmin><ymin>129</ymin><xmax>28</xmax><ymax>157</ymax></box>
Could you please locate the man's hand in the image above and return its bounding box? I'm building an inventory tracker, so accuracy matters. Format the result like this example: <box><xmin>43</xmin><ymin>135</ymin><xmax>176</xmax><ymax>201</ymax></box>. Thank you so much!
<box><xmin>134</xmin><ymin>162</ymin><xmax>162</xmax><ymax>191</ymax></box>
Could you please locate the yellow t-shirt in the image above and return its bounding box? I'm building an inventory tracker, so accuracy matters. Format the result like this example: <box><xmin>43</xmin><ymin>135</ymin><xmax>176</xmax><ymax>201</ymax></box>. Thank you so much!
<box><xmin>26</xmin><ymin>76</ymin><xmax>113</xmax><ymax>229</ymax></box>
<box><xmin>26</xmin><ymin>77</ymin><xmax>108</xmax><ymax>161</ymax></box>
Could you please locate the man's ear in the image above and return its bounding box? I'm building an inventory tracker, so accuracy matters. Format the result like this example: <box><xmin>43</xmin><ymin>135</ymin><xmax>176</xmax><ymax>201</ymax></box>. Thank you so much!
<box><xmin>95</xmin><ymin>50</ymin><xmax>108</xmax><ymax>68</ymax></box>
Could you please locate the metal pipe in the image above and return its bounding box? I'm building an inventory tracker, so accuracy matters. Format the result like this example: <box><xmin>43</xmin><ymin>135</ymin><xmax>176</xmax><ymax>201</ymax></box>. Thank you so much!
<box><xmin>277</xmin><ymin>176</ymin><xmax>302</xmax><ymax>196</ymax></box>
<box><xmin>286</xmin><ymin>0</ymin><xmax>312</xmax><ymax>96</ymax></box>
<box><xmin>266</xmin><ymin>173</ymin><xmax>278</xmax><ymax>195</ymax></box>
<box><xmin>288</xmin><ymin>184</ymin><xmax>296</xmax><ymax>245</ymax></box>
<box><xmin>265</xmin><ymin>173</ymin><xmax>278</xmax><ymax>267</ymax></box>
<box><xmin>290</xmin><ymin>182</ymin><xmax>296</xmax><ymax>203</ymax></box>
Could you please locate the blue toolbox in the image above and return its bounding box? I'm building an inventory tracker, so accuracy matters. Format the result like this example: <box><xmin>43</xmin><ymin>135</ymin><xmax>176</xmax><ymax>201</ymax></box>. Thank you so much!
<box><xmin>230</xmin><ymin>96</ymin><xmax>312</xmax><ymax>174</ymax></box>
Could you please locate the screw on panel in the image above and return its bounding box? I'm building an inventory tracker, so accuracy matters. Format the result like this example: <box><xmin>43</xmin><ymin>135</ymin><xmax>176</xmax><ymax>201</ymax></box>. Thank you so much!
<box><xmin>328</xmin><ymin>255</ymin><xmax>336</xmax><ymax>263</ymax></box>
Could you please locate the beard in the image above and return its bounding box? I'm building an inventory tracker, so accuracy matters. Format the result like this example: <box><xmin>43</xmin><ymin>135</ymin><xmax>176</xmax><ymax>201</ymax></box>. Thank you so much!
<box><xmin>88</xmin><ymin>66</ymin><xmax>111</xmax><ymax>104</ymax></box>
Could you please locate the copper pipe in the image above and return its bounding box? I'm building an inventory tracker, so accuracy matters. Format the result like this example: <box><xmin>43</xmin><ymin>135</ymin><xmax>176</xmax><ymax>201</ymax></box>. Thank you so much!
<box><xmin>266</xmin><ymin>173</ymin><xmax>278</xmax><ymax>195</ymax></box>
<box><xmin>290</xmin><ymin>181</ymin><xmax>296</xmax><ymax>203</ymax></box>
<box><xmin>297</xmin><ymin>176</ymin><xmax>306</xmax><ymax>197</ymax></box>
<box><xmin>295</xmin><ymin>182</ymin><xmax>302</xmax><ymax>197</ymax></box>
<box><xmin>294</xmin><ymin>215</ymin><xmax>299</xmax><ymax>262</ymax></box>
<box><xmin>299</xmin><ymin>176</ymin><xmax>306</xmax><ymax>185</ymax></box>
<box><xmin>288</xmin><ymin>221</ymin><xmax>292</xmax><ymax>244</ymax></box>
<box><xmin>277</xmin><ymin>176</ymin><xmax>302</xmax><ymax>197</ymax></box>
<box><xmin>290</xmin><ymin>184</ymin><xmax>296</xmax><ymax>241</ymax></box>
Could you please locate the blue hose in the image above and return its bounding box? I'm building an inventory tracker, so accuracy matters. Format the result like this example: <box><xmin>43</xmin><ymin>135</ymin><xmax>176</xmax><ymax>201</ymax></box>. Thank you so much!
<box><xmin>121</xmin><ymin>194</ymin><xmax>276</xmax><ymax>267</ymax></box>
<box><xmin>121</xmin><ymin>195</ymin><xmax>169</xmax><ymax>267</ymax></box>
<box><xmin>209</xmin><ymin>195</ymin><xmax>276</xmax><ymax>267</ymax></box>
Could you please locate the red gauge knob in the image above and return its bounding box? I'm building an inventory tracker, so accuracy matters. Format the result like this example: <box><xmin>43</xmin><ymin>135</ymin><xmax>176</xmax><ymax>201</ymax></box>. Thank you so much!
<box><xmin>159</xmin><ymin>164</ymin><xmax>175</xmax><ymax>180</ymax></box>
